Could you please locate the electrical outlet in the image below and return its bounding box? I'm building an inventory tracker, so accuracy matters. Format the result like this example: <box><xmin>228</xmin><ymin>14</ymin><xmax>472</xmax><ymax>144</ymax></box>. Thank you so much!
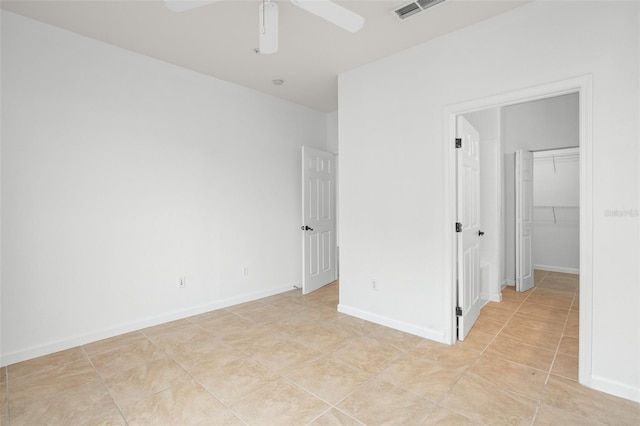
<box><xmin>178</xmin><ymin>277</ymin><xmax>186</xmax><ymax>288</ymax></box>
<box><xmin>242</xmin><ymin>266</ymin><xmax>249</xmax><ymax>277</ymax></box>
<box><xmin>371</xmin><ymin>279</ymin><xmax>378</xmax><ymax>290</ymax></box>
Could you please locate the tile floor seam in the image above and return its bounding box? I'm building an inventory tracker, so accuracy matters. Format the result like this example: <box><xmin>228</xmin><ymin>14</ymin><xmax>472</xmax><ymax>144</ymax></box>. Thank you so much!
<box><xmin>426</xmin><ymin>353</ymin><xmax>483</xmax><ymax>407</ymax></box>
<box><xmin>125</xmin><ymin>369</ymin><xmax>236</xmax><ymax>425</ymax></box>
<box><xmin>217</xmin><ymin>354</ymin><xmax>288</xmax><ymax>406</ymax></box>
<box><xmin>465</xmin><ymin>367</ymin><xmax>544</xmax><ymax>405</ymax></box>
<box><xmin>290</xmin><ymin>354</ymin><xmax>376</xmax><ymax>410</ymax></box>
<box><xmin>81</xmin><ymin>331</ymin><xmax>148</xmax><ymax>358</ymax></box>
<box><xmin>432</xmin><ymin>404</ymin><xmax>487</xmax><ymax>425</ymax></box>
<box><xmin>5</xmin><ymin>350</ymin><xmax>86</xmax><ymax>382</ymax></box>
<box><xmin>543</xmin><ymin>285</ymin><xmax>576</xmax><ymax>386</ymax></box>
<box><xmin>80</xmin><ymin>345</ymin><xmax>130</xmax><ymax>426</ymax></box>
<box><xmin>461</xmin><ymin>277</ymin><xmax>574</xmax><ymax>426</ymax></box>
<box><xmin>331</xmin><ymin>406</ymin><xmax>367</xmax><ymax>426</ymax></box>
<box><xmin>4</xmin><ymin>367</ymin><xmax>11</xmax><ymax>426</ymax></box>
<box><xmin>143</xmin><ymin>335</ymin><xmax>251</xmax><ymax>425</ymax></box>
<box><xmin>529</xmin><ymin>386</ymin><xmax>544</xmax><ymax>426</ymax></box>
<box><xmin>278</xmin><ymin>377</ymin><xmax>339</xmax><ymax>424</ymax></box>
<box><xmin>98</xmin><ymin>336</ymin><xmax>207</xmax><ymax>423</ymax></box>
<box><xmin>302</xmin><ymin>405</ymin><xmax>334</xmax><ymax>426</ymax></box>
<box><xmin>373</xmin><ymin>363</ymin><xmax>431</xmax><ymax>403</ymax></box>
<box><xmin>168</xmin><ymin>372</ymin><xmax>247</xmax><ymax>426</ymax></box>
<box><xmin>327</xmin><ymin>374</ymin><xmax>379</xmax><ymax>419</ymax></box>
<box><xmin>522</xmin><ymin>273</ymin><xmax>577</xmax><ymax>426</ymax></box>
<box><xmin>498</xmin><ymin>325</ymin><xmax>564</xmax><ymax>352</ymax></box>
<box><xmin>221</xmin><ymin>376</ymin><xmax>326</xmax><ymax>426</ymax></box>
<box><xmin>181</xmin><ymin>365</ymin><xmax>250</xmax><ymax>425</ymax></box>
<box><xmin>479</xmin><ymin>296</ymin><xmax>524</xmax><ymax>344</ymax></box>
<box><xmin>8</xmin><ymin>365</ymin><xmax>107</xmax><ymax>418</ymax></box>
<box><xmin>328</xmin><ymin>376</ymin><xmax>423</xmax><ymax>426</ymax></box>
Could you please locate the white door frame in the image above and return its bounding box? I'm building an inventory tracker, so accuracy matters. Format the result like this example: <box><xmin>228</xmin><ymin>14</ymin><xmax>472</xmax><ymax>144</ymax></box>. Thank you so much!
<box><xmin>443</xmin><ymin>75</ymin><xmax>593</xmax><ymax>386</ymax></box>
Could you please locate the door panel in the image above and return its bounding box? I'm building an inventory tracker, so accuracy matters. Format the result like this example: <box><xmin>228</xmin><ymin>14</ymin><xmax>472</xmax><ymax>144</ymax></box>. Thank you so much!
<box><xmin>516</xmin><ymin>149</ymin><xmax>534</xmax><ymax>292</ymax></box>
<box><xmin>456</xmin><ymin>116</ymin><xmax>483</xmax><ymax>341</ymax></box>
<box><xmin>302</xmin><ymin>147</ymin><xmax>337</xmax><ymax>294</ymax></box>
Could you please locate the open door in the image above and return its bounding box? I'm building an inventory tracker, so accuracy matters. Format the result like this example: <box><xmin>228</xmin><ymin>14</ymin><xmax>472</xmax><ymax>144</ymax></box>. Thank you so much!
<box><xmin>515</xmin><ymin>149</ymin><xmax>534</xmax><ymax>292</ymax></box>
<box><xmin>456</xmin><ymin>116</ymin><xmax>483</xmax><ymax>340</ymax></box>
<box><xmin>301</xmin><ymin>147</ymin><xmax>336</xmax><ymax>294</ymax></box>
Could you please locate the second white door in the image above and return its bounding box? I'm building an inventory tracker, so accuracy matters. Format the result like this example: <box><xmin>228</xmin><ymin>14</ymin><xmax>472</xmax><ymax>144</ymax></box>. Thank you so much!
<box><xmin>515</xmin><ymin>149</ymin><xmax>534</xmax><ymax>292</ymax></box>
<box><xmin>456</xmin><ymin>116</ymin><xmax>483</xmax><ymax>340</ymax></box>
<box><xmin>302</xmin><ymin>147</ymin><xmax>337</xmax><ymax>294</ymax></box>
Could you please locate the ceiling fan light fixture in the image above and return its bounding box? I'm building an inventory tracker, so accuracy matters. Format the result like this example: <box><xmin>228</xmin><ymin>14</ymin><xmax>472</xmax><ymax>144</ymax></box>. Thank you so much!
<box><xmin>259</xmin><ymin>0</ymin><xmax>279</xmax><ymax>54</ymax></box>
<box><xmin>290</xmin><ymin>0</ymin><xmax>365</xmax><ymax>33</ymax></box>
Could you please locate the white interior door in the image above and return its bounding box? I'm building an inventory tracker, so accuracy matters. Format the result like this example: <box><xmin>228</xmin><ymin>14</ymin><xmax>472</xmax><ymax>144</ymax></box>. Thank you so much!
<box><xmin>302</xmin><ymin>147</ymin><xmax>336</xmax><ymax>294</ymax></box>
<box><xmin>456</xmin><ymin>116</ymin><xmax>483</xmax><ymax>341</ymax></box>
<box><xmin>515</xmin><ymin>149</ymin><xmax>534</xmax><ymax>292</ymax></box>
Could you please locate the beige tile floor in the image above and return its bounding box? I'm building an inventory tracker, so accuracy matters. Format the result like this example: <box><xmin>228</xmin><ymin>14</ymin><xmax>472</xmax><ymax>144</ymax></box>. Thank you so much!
<box><xmin>2</xmin><ymin>272</ymin><xmax>639</xmax><ymax>425</ymax></box>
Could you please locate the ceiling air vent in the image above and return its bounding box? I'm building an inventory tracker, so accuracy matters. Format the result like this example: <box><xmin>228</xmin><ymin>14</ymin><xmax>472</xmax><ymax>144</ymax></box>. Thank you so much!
<box><xmin>393</xmin><ymin>0</ymin><xmax>446</xmax><ymax>21</ymax></box>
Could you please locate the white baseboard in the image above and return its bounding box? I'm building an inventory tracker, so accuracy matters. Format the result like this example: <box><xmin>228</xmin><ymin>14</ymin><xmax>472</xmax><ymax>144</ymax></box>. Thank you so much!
<box><xmin>481</xmin><ymin>291</ymin><xmax>502</xmax><ymax>302</ymax></box>
<box><xmin>586</xmin><ymin>375</ymin><xmax>640</xmax><ymax>403</ymax></box>
<box><xmin>504</xmin><ymin>279</ymin><xmax>515</xmax><ymax>287</ymax></box>
<box><xmin>1</xmin><ymin>284</ymin><xmax>295</xmax><ymax>366</ymax></box>
<box><xmin>337</xmin><ymin>303</ymin><xmax>447</xmax><ymax>344</ymax></box>
<box><xmin>534</xmin><ymin>264</ymin><xmax>579</xmax><ymax>275</ymax></box>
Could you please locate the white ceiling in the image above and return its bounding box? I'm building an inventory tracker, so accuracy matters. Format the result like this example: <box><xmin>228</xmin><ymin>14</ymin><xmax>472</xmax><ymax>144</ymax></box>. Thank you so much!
<box><xmin>1</xmin><ymin>0</ymin><xmax>529</xmax><ymax>112</ymax></box>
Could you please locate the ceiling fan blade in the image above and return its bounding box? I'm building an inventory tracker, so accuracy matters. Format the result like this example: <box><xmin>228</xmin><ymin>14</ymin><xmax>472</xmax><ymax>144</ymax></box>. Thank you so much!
<box><xmin>164</xmin><ymin>0</ymin><xmax>223</xmax><ymax>13</ymax></box>
<box><xmin>259</xmin><ymin>1</ymin><xmax>279</xmax><ymax>54</ymax></box>
<box><xmin>290</xmin><ymin>0</ymin><xmax>365</xmax><ymax>33</ymax></box>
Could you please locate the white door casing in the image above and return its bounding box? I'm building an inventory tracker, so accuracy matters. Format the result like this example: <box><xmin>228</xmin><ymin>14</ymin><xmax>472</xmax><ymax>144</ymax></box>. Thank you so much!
<box><xmin>302</xmin><ymin>147</ymin><xmax>337</xmax><ymax>294</ymax></box>
<box><xmin>456</xmin><ymin>116</ymin><xmax>483</xmax><ymax>340</ymax></box>
<box><xmin>445</xmin><ymin>76</ymin><xmax>591</xmax><ymax>394</ymax></box>
<box><xmin>515</xmin><ymin>149</ymin><xmax>534</xmax><ymax>292</ymax></box>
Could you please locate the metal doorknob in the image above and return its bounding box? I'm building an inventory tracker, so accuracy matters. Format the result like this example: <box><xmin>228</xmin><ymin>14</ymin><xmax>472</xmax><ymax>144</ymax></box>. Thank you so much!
<box><xmin>301</xmin><ymin>225</ymin><xmax>314</xmax><ymax>231</ymax></box>
<box><xmin>478</xmin><ymin>230</ymin><xmax>485</xmax><ymax>236</ymax></box>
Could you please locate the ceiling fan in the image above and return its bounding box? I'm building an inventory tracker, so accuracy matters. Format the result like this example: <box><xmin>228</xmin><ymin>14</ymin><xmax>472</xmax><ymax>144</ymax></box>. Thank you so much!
<box><xmin>164</xmin><ymin>0</ymin><xmax>365</xmax><ymax>54</ymax></box>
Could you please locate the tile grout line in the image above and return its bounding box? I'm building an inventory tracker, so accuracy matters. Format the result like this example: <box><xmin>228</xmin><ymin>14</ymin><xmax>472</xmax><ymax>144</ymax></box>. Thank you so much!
<box><xmin>80</xmin><ymin>345</ymin><xmax>131</xmax><ymax>426</ymax></box>
<box><xmin>179</xmin><ymin>302</ymin><xmax>295</xmax><ymax>416</ymax></box>
<box><xmin>244</xmin><ymin>306</ymin><xmax>427</xmax><ymax>425</ymax></box>
<box><xmin>135</xmin><ymin>328</ymin><xmax>251</xmax><ymax>425</ymax></box>
<box><xmin>4</xmin><ymin>367</ymin><xmax>10</xmax><ymax>426</ymax></box>
<box><xmin>180</xmin><ymin>295</ymin><xmax>353</xmax><ymax>424</ymax></box>
<box><xmin>456</xmin><ymin>273</ymin><xmax>565</xmax><ymax>425</ymax></box>
<box><xmin>529</xmin><ymin>271</ymin><xmax>552</xmax><ymax>426</ymax></box>
<box><xmin>530</xmin><ymin>273</ymin><xmax>579</xmax><ymax>426</ymax></box>
<box><xmin>6</xmin><ymin>348</ymin><xmax>115</xmax><ymax>425</ymax></box>
<box><xmin>224</xmin><ymin>299</ymin><xmax>356</xmax><ymax>424</ymax></box>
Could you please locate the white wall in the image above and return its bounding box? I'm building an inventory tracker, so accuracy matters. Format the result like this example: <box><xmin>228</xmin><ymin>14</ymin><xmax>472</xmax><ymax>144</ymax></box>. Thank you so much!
<box><xmin>326</xmin><ymin>111</ymin><xmax>339</xmax><ymax>247</ymax></box>
<box><xmin>463</xmin><ymin>108</ymin><xmax>501</xmax><ymax>301</ymax></box>
<box><xmin>503</xmin><ymin>93</ymin><xmax>579</xmax><ymax>152</ymax></box>
<box><xmin>339</xmin><ymin>1</ymin><xmax>639</xmax><ymax>401</ymax></box>
<box><xmin>503</xmin><ymin>93</ymin><xmax>579</xmax><ymax>283</ymax></box>
<box><xmin>326</xmin><ymin>111</ymin><xmax>339</xmax><ymax>154</ymax></box>
<box><xmin>533</xmin><ymin>149</ymin><xmax>580</xmax><ymax>273</ymax></box>
<box><xmin>0</xmin><ymin>12</ymin><xmax>327</xmax><ymax>365</ymax></box>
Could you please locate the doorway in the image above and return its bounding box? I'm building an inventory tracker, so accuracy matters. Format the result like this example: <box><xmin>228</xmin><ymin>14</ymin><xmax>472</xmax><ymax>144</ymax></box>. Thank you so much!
<box><xmin>444</xmin><ymin>76</ymin><xmax>592</xmax><ymax>385</ymax></box>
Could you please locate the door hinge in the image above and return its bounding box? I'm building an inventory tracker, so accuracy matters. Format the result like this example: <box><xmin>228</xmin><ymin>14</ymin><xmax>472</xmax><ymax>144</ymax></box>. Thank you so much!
<box><xmin>456</xmin><ymin>222</ymin><xmax>462</xmax><ymax>232</ymax></box>
<box><xmin>455</xmin><ymin>138</ymin><xmax>462</xmax><ymax>148</ymax></box>
<box><xmin>456</xmin><ymin>306</ymin><xmax>462</xmax><ymax>316</ymax></box>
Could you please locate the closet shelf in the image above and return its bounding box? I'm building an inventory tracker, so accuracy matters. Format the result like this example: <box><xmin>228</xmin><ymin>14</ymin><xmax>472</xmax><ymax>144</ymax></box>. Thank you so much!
<box><xmin>533</xmin><ymin>205</ymin><xmax>579</xmax><ymax>224</ymax></box>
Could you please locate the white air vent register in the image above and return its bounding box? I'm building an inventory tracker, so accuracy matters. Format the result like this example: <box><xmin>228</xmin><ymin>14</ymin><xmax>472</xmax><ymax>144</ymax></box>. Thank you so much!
<box><xmin>393</xmin><ymin>0</ymin><xmax>446</xmax><ymax>20</ymax></box>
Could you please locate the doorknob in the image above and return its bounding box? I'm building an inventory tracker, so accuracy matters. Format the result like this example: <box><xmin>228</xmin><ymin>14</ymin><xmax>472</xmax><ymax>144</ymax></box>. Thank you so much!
<box><xmin>478</xmin><ymin>230</ymin><xmax>485</xmax><ymax>236</ymax></box>
<box><xmin>301</xmin><ymin>225</ymin><xmax>314</xmax><ymax>231</ymax></box>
